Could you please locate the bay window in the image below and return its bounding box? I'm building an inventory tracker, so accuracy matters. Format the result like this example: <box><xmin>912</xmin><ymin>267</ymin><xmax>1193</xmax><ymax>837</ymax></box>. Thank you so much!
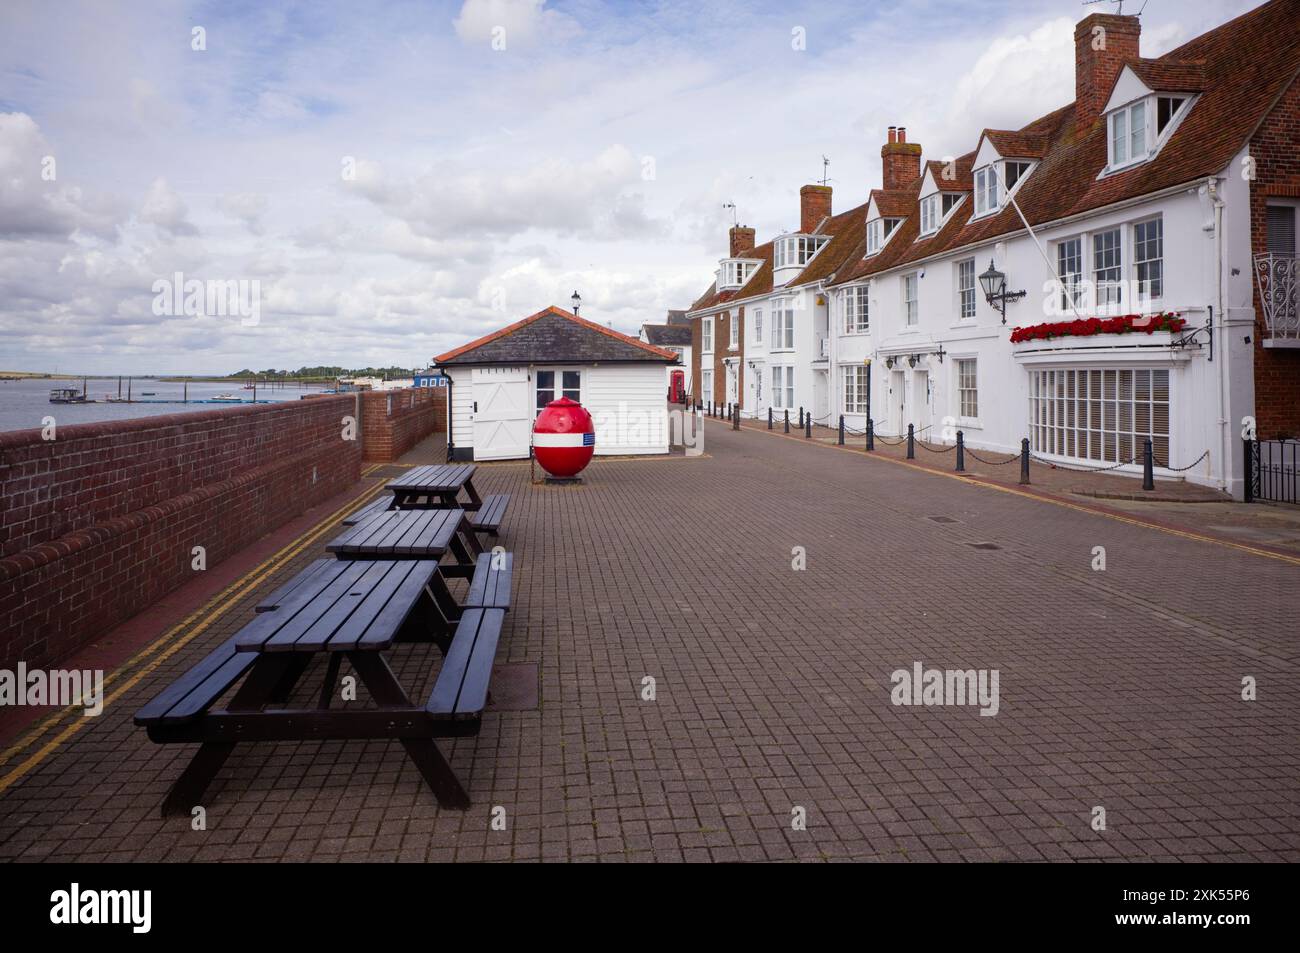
<box><xmin>1030</xmin><ymin>368</ymin><xmax>1169</xmax><ymax>465</ymax></box>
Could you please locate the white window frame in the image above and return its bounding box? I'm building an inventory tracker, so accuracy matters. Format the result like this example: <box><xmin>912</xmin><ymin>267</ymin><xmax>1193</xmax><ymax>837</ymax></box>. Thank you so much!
<box><xmin>752</xmin><ymin>307</ymin><xmax>763</xmax><ymax>344</ymax></box>
<box><xmin>1092</xmin><ymin>227</ymin><xmax>1124</xmax><ymax>312</ymax></box>
<box><xmin>1133</xmin><ymin>216</ymin><xmax>1164</xmax><ymax>304</ymax></box>
<box><xmin>702</xmin><ymin>317</ymin><xmax>713</xmax><ymax>354</ymax></box>
<box><xmin>535</xmin><ymin>367</ymin><xmax>582</xmax><ymax>414</ymax></box>
<box><xmin>955</xmin><ymin>357</ymin><xmax>978</xmax><ymax>422</ymax></box>
<box><xmin>956</xmin><ymin>258</ymin><xmax>976</xmax><ymax>321</ymax></box>
<box><xmin>1108</xmin><ymin>100</ymin><xmax>1148</xmax><ymax>170</ymax></box>
<box><xmin>903</xmin><ymin>272</ymin><xmax>919</xmax><ymax>326</ymax></box>
<box><xmin>775</xmin><ymin>235</ymin><xmax>828</xmax><ymax>269</ymax></box>
<box><xmin>973</xmin><ymin>166</ymin><xmax>999</xmax><ymax>217</ymax></box>
<box><xmin>771</xmin><ymin>298</ymin><xmax>795</xmax><ymax>351</ymax></box>
<box><xmin>701</xmin><ymin>368</ymin><xmax>713</xmax><ymax>401</ymax></box>
<box><xmin>843</xmin><ymin>285</ymin><xmax>869</xmax><ymax>334</ymax></box>
<box><xmin>1029</xmin><ymin>367</ymin><xmax>1170</xmax><ymax>466</ymax></box>
<box><xmin>842</xmin><ymin>365</ymin><xmax>870</xmax><ymax>415</ymax></box>
<box><xmin>919</xmin><ymin>194</ymin><xmax>939</xmax><ymax>236</ymax></box>
<box><xmin>771</xmin><ymin>365</ymin><xmax>795</xmax><ymax>410</ymax></box>
<box><xmin>1056</xmin><ymin>236</ymin><xmax>1084</xmax><ymax>313</ymax></box>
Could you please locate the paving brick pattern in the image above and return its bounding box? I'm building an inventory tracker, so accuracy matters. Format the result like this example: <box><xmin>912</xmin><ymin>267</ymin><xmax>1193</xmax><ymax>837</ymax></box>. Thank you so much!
<box><xmin>0</xmin><ymin>423</ymin><xmax>1296</xmax><ymax>862</ymax></box>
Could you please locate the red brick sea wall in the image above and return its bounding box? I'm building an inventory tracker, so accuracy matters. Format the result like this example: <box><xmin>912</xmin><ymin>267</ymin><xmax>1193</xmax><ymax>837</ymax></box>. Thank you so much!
<box><xmin>0</xmin><ymin>394</ymin><xmax>363</xmax><ymax>670</ymax></box>
<box><xmin>359</xmin><ymin>387</ymin><xmax>446</xmax><ymax>463</ymax></box>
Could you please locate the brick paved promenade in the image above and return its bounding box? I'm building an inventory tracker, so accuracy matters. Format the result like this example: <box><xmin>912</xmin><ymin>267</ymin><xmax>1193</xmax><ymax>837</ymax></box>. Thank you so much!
<box><xmin>0</xmin><ymin>420</ymin><xmax>1296</xmax><ymax>861</ymax></box>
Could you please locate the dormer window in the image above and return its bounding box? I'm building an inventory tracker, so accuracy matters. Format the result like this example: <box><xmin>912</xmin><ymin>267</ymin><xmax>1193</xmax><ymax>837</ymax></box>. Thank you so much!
<box><xmin>973</xmin><ymin>160</ymin><xmax>1034</xmax><ymax>218</ymax></box>
<box><xmin>919</xmin><ymin>193</ymin><xmax>964</xmax><ymax>237</ymax></box>
<box><xmin>974</xmin><ymin>167</ymin><xmax>998</xmax><ymax>217</ymax></box>
<box><xmin>1106</xmin><ymin>94</ymin><xmax>1191</xmax><ymax>172</ymax></box>
<box><xmin>774</xmin><ymin>234</ymin><xmax>828</xmax><ymax>270</ymax></box>
<box><xmin>866</xmin><ymin>217</ymin><xmax>902</xmax><ymax>256</ymax></box>
<box><xmin>718</xmin><ymin>258</ymin><xmax>759</xmax><ymax>290</ymax></box>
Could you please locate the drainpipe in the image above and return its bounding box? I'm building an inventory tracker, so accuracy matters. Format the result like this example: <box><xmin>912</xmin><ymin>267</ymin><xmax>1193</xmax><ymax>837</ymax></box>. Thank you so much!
<box><xmin>444</xmin><ymin>370</ymin><xmax>455</xmax><ymax>462</ymax></box>
<box><xmin>1208</xmin><ymin>176</ymin><xmax>1227</xmax><ymax>492</ymax></box>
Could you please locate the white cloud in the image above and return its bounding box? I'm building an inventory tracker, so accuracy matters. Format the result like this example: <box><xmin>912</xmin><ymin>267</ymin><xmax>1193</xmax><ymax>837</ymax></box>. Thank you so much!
<box><xmin>138</xmin><ymin>177</ymin><xmax>198</xmax><ymax>238</ymax></box>
<box><xmin>452</xmin><ymin>0</ymin><xmax>580</xmax><ymax>49</ymax></box>
<box><xmin>217</xmin><ymin>192</ymin><xmax>269</xmax><ymax>235</ymax></box>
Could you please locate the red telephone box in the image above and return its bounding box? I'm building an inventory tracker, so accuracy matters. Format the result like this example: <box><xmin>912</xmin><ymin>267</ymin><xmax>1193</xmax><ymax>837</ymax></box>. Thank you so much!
<box><xmin>669</xmin><ymin>369</ymin><xmax>686</xmax><ymax>403</ymax></box>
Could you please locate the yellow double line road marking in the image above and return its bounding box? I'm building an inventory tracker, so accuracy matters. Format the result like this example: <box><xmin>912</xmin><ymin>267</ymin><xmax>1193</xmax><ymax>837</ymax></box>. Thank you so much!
<box><xmin>0</xmin><ymin>469</ymin><xmax>389</xmax><ymax>796</ymax></box>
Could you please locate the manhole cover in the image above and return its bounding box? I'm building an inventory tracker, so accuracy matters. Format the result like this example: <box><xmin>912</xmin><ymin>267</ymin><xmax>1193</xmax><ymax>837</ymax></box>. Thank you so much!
<box><xmin>927</xmin><ymin>516</ymin><xmax>959</xmax><ymax>524</ymax></box>
<box><xmin>964</xmin><ymin>542</ymin><xmax>1001</xmax><ymax>550</ymax></box>
<box><xmin>486</xmin><ymin>662</ymin><xmax>539</xmax><ymax>711</ymax></box>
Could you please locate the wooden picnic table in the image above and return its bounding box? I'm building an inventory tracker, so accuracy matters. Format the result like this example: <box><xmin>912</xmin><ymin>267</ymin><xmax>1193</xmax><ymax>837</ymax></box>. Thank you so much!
<box><xmin>386</xmin><ymin>463</ymin><xmax>483</xmax><ymax>511</ymax></box>
<box><xmin>136</xmin><ymin>557</ymin><xmax>506</xmax><ymax>812</ymax></box>
<box><xmin>327</xmin><ymin>507</ymin><xmax>482</xmax><ymax>575</ymax></box>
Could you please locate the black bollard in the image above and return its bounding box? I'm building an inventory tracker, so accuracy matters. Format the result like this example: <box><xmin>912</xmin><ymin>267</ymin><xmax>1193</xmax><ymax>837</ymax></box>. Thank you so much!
<box><xmin>1019</xmin><ymin>438</ymin><xmax>1030</xmax><ymax>485</ymax></box>
<box><xmin>866</xmin><ymin>419</ymin><xmax>874</xmax><ymax>452</ymax></box>
<box><xmin>956</xmin><ymin>431</ymin><xmax>965</xmax><ymax>472</ymax></box>
<box><xmin>733</xmin><ymin>404</ymin><xmax>740</xmax><ymax>431</ymax></box>
<box><xmin>907</xmin><ymin>423</ymin><xmax>915</xmax><ymax>459</ymax></box>
<box><xmin>784</xmin><ymin>409</ymin><xmax>790</xmax><ymax>434</ymax></box>
<box><xmin>1142</xmin><ymin>438</ymin><xmax>1154</xmax><ymax>490</ymax></box>
<box><xmin>805</xmin><ymin>413</ymin><xmax>812</xmax><ymax>439</ymax></box>
<box><xmin>768</xmin><ymin>407</ymin><xmax>773</xmax><ymax>430</ymax></box>
<box><xmin>838</xmin><ymin>415</ymin><xmax>845</xmax><ymax>445</ymax></box>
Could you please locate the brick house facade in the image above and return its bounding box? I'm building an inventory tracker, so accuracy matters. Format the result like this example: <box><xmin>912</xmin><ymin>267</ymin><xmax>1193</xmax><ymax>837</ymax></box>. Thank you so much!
<box><xmin>1249</xmin><ymin>72</ymin><xmax>1300</xmax><ymax>439</ymax></box>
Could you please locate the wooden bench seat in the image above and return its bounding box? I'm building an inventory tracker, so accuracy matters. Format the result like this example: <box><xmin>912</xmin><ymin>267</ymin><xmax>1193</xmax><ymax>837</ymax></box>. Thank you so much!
<box><xmin>134</xmin><ymin>635</ymin><xmax>256</xmax><ymax>727</ymax></box>
<box><xmin>470</xmin><ymin>494</ymin><xmax>510</xmax><ymax>536</ymax></box>
<box><xmin>464</xmin><ymin>552</ymin><xmax>512</xmax><ymax>609</ymax></box>
<box><xmin>341</xmin><ymin>496</ymin><xmax>394</xmax><ymax>526</ymax></box>
<box><xmin>427</xmin><ymin>608</ymin><xmax>505</xmax><ymax>721</ymax></box>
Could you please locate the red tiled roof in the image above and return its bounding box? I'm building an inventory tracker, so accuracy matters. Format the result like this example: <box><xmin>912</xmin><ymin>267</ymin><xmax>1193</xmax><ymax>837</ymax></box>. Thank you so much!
<box><xmin>925</xmin><ymin>155</ymin><xmax>975</xmax><ymax>192</ymax></box>
<box><xmin>830</xmin><ymin>0</ymin><xmax>1300</xmax><ymax>286</ymax></box>
<box><xmin>1129</xmin><ymin>58</ymin><xmax>1208</xmax><ymax>92</ymax></box>
<box><xmin>433</xmin><ymin>306</ymin><xmax>676</xmax><ymax>364</ymax></box>
<box><xmin>983</xmin><ymin>130</ymin><xmax>1051</xmax><ymax>159</ymax></box>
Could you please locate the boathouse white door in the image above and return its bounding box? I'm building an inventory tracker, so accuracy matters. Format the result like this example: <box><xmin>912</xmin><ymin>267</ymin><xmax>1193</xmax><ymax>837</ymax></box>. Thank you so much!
<box><xmin>471</xmin><ymin>367</ymin><xmax>531</xmax><ymax>460</ymax></box>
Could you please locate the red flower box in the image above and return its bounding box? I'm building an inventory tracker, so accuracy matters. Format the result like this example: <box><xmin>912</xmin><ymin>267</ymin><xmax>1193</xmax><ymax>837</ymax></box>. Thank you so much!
<box><xmin>1009</xmin><ymin>312</ymin><xmax>1186</xmax><ymax>344</ymax></box>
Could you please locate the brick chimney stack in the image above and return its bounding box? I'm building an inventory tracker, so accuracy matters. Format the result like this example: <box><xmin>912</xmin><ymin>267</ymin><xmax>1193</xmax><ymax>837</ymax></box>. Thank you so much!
<box><xmin>799</xmin><ymin>184</ymin><xmax>832</xmax><ymax>233</ymax></box>
<box><xmin>881</xmin><ymin>125</ymin><xmax>922</xmax><ymax>191</ymax></box>
<box><xmin>1075</xmin><ymin>13</ymin><xmax>1141</xmax><ymax>137</ymax></box>
<box><xmin>729</xmin><ymin>225</ymin><xmax>756</xmax><ymax>258</ymax></box>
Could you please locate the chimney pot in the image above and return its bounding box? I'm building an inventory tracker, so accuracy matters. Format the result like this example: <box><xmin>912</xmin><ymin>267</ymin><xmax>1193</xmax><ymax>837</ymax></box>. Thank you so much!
<box><xmin>880</xmin><ymin>126</ymin><xmax>922</xmax><ymax>191</ymax></box>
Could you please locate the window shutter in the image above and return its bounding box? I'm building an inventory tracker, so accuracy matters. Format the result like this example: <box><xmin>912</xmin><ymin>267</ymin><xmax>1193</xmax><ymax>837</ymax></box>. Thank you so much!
<box><xmin>1267</xmin><ymin>205</ymin><xmax>1296</xmax><ymax>257</ymax></box>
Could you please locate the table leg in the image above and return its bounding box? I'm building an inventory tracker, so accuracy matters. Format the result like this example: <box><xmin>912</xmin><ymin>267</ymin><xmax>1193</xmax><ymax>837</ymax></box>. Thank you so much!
<box><xmin>160</xmin><ymin>654</ymin><xmax>294</xmax><ymax>817</ymax></box>
<box><xmin>348</xmin><ymin>652</ymin><xmax>470</xmax><ymax>809</ymax></box>
<box><xmin>318</xmin><ymin>652</ymin><xmax>344</xmax><ymax>709</ymax></box>
<box><xmin>464</xmin><ymin>477</ymin><xmax>483</xmax><ymax>509</ymax></box>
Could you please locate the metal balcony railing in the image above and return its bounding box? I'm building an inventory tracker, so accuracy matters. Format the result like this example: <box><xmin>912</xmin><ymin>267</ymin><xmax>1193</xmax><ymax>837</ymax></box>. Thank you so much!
<box><xmin>1253</xmin><ymin>254</ymin><xmax>1300</xmax><ymax>343</ymax></box>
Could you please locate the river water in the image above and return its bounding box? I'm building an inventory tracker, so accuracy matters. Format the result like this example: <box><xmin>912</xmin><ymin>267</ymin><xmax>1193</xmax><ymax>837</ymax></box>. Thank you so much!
<box><xmin>0</xmin><ymin>378</ymin><xmax>330</xmax><ymax>434</ymax></box>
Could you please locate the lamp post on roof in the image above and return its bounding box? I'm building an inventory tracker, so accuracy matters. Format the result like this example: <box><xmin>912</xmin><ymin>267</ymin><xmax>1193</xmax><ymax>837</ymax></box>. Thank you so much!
<box><xmin>978</xmin><ymin>258</ymin><xmax>1026</xmax><ymax>324</ymax></box>
<box><xmin>571</xmin><ymin>290</ymin><xmax>582</xmax><ymax>315</ymax></box>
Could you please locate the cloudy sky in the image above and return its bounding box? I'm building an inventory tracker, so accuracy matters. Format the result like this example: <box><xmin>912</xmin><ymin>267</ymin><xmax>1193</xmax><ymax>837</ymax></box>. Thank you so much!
<box><xmin>0</xmin><ymin>0</ymin><xmax>1259</xmax><ymax>375</ymax></box>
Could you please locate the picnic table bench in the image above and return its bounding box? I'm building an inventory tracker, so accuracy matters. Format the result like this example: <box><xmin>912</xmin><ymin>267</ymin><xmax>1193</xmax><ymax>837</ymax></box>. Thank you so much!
<box><xmin>136</xmin><ymin>552</ymin><xmax>509</xmax><ymax>814</ymax></box>
<box><xmin>328</xmin><ymin>507</ymin><xmax>481</xmax><ymax>576</ymax></box>
<box><xmin>383</xmin><ymin>464</ymin><xmax>511</xmax><ymax>536</ymax></box>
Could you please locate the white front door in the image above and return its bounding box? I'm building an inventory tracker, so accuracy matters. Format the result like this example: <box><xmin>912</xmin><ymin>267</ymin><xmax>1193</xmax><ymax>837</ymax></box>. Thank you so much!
<box><xmin>891</xmin><ymin>370</ymin><xmax>906</xmax><ymax>434</ymax></box>
<box><xmin>909</xmin><ymin>370</ymin><xmax>930</xmax><ymax>432</ymax></box>
<box><xmin>471</xmin><ymin>366</ymin><xmax>531</xmax><ymax>460</ymax></box>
